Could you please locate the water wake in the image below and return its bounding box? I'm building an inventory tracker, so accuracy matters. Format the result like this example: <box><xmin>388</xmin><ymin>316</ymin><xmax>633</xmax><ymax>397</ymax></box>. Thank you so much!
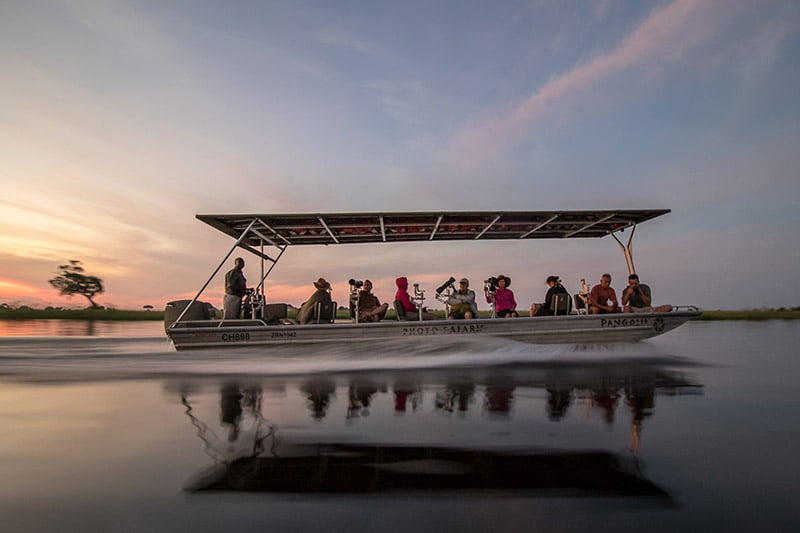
<box><xmin>0</xmin><ymin>334</ymin><xmax>687</xmax><ymax>383</ymax></box>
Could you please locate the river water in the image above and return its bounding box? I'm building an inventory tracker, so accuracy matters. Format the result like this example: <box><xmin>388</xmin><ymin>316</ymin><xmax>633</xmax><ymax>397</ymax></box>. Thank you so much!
<box><xmin>0</xmin><ymin>320</ymin><xmax>798</xmax><ymax>532</ymax></box>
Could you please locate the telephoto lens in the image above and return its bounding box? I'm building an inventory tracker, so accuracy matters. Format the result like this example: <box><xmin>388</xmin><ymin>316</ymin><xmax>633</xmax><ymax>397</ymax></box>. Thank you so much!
<box><xmin>436</xmin><ymin>277</ymin><xmax>456</xmax><ymax>294</ymax></box>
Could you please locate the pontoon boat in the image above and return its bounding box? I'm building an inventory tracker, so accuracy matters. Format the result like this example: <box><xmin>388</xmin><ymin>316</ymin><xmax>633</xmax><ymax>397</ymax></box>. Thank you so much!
<box><xmin>165</xmin><ymin>210</ymin><xmax>700</xmax><ymax>349</ymax></box>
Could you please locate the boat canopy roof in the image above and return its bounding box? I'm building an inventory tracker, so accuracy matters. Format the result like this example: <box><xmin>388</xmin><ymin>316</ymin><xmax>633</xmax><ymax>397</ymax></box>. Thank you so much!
<box><xmin>196</xmin><ymin>210</ymin><xmax>670</xmax><ymax>247</ymax></box>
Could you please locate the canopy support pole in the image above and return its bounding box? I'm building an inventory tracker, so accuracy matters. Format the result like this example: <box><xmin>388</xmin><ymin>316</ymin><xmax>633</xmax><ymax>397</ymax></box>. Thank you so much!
<box><xmin>254</xmin><ymin>245</ymin><xmax>286</xmax><ymax>295</ymax></box>
<box><xmin>171</xmin><ymin>218</ymin><xmax>265</xmax><ymax>326</ymax></box>
<box><xmin>611</xmin><ymin>224</ymin><xmax>637</xmax><ymax>275</ymax></box>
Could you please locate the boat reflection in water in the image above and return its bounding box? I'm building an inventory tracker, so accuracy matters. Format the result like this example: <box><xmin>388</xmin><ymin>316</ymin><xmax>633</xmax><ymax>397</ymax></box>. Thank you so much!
<box><xmin>179</xmin><ymin>363</ymin><xmax>702</xmax><ymax>499</ymax></box>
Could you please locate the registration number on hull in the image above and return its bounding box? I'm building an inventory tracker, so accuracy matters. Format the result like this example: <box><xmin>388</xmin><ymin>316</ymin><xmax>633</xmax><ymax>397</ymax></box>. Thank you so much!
<box><xmin>600</xmin><ymin>317</ymin><xmax>649</xmax><ymax>328</ymax></box>
<box><xmin>220</xmin><ymin>332</ymin><xmax>251</xmax><ymax>342</ymax></box>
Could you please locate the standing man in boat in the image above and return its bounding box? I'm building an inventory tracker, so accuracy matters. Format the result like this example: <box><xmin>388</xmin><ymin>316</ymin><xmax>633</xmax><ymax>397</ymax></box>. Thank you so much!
<box><xmin>223</xmin><ymin>257</ymin><xmax>247</xmax><ymax>319</ymax></box>
<box><xmin>621</xmin><ymin>274</ymin><xmax>673</xmax><ymax>313</ymax></box>
<box><xmin>588</xmin><ymin>273</ymin><xmax>620</xmax><ymax>314</ymax></box>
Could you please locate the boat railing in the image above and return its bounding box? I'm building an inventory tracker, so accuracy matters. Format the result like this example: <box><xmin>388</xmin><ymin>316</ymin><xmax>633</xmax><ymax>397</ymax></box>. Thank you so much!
<box><xmin>170</xmin><ymin>318</ymin><xmax>269</xmax><ymax>329</ymax></box>
<box><xmin>168</xmin><ymin>306</ymin><xmax>702</xmax><ymax>331</ymax></box>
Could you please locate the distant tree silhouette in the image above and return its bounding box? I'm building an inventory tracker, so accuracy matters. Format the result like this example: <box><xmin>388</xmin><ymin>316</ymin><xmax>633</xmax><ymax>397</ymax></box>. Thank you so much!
<box><xmin>49</xmin><ymin>260</ymin><xmax>104</xmax><ymax>308</ymax></box>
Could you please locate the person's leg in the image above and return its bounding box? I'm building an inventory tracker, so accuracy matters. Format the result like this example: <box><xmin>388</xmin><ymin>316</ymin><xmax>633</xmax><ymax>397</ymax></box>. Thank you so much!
<box><xmin>223</xmin><ymin>294</ymin><xmax>242</xmax><ymax>319</ymax></box>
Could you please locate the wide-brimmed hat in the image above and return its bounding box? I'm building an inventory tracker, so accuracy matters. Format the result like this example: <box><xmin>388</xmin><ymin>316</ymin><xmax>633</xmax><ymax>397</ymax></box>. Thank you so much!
<box><xmin>496</xmin><ymin>274</ymin><xmax>511</xmax><ymax>287</ymax></box>
<box><xmin>314</xmin><ymin>278</ymin><xmax>331</xmax><ymax>290</ymax></box>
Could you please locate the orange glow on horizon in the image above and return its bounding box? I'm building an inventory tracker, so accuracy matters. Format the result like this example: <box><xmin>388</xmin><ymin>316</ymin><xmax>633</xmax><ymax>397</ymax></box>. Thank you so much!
<box><xmin>0</xmin><ymin>277</ymin><xmax>43</xmax><ymax>296</ymax></box>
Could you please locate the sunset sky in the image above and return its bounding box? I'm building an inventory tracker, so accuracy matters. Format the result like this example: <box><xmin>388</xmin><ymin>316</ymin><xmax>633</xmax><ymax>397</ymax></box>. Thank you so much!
<box><xmin>1</xmin><ymin>0</ymin><xmax>799</xmax><ymax>312</ymax></box>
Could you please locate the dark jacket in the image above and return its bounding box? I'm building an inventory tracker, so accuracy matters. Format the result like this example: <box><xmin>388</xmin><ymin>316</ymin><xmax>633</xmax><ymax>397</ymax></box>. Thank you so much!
<box><xmin>225</xmin><ymin>267</ymin><xmax>247</xmax><ymax>297</ymax></box>
<box><xmin>297</xmin><ymin>288</ymin><xmax>333</xmax><ymax>324</ymax></box>
<box><xmin>537</xmin><ymin>284</ymin><xmax>570</xmax><ymax>316</ymax></box>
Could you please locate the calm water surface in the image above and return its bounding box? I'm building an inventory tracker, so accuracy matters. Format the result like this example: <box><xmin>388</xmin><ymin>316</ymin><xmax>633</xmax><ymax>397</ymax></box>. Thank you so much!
<box><xmin>0</xmin><ymin>319</ymin><xmax>165</xmax><ymax>337</ymax></box>
<box><xmin>0</xmin><ymin>320</ymin><xmax>798</xmax><ymax>532</ymax></box>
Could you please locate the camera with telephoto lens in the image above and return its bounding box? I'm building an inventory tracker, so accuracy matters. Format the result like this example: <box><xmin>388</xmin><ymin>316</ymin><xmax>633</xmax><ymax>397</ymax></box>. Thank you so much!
<box><xmin>484</xmin><ymin>276</ymin><xmax>498</xmax><ymax>292</ymax></box>
<box><xmin>348</xmin><ymin>279</ymin><xmax>363</xmax><ymax>289</ymax></box>
<box><xmin>435</xmin><ymin>277</ymin><xmax>456</xmax><ymax>295</ymax></box>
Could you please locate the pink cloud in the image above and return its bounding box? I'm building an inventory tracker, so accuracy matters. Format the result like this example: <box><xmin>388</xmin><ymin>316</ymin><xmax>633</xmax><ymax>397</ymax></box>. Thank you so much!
<box><xmin>448</xmin><ymin>0</ymin><xmax>748</xmax><ymax>166</ymax></box>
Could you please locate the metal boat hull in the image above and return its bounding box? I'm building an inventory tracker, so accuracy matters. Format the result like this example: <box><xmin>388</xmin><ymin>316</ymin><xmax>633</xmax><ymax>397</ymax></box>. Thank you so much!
<box><xmin>167</xmin><ymin>310</ymin><xmax>699</xmax><ymax>350</ymax></box>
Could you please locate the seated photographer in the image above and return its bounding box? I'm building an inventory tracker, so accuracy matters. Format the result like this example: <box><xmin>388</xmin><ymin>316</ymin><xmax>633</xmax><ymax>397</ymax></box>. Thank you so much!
<box><xmin>353</xmin><ymin>279</ymin><xmax>389</xmax><ymax>322</ymax></box>
<box><xmin>297</xmin><ymin>278</ymin><xmax>333</xmax><ymax>324</ymax></box>
<box><xmin>485</xmin><ymin>275</ymin><xmax>518</xmax><ymax>317</ymax></box>
<box><xmin>395</xmin><ymin>277</ymin><xmax>437</xmax><ymax>320</ymax></box>
<box><xmin>621</xmin><ymin>274</ymin><xmax>673</xmax><ymax>313</ymax></box>
<box><xmin>447</xmin><ymin>278</ymin><xmax>478</xmax><ymax>319</ymax></box>
<box><xmin>531</xmin><ymin>275</ymin><xmax>570</xmax><ymax>316</ymax></box>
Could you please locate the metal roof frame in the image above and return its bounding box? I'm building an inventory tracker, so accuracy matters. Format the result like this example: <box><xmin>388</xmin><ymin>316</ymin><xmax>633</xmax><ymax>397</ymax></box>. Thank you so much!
<box><xmin>196</xmin><ymin>210</ymin><xmax>670</xmax><ymax>247</ymax></box>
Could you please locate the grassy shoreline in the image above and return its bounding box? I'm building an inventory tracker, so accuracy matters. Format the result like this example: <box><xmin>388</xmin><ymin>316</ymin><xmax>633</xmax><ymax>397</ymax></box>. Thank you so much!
<box><xmin>1</xmin><ymin>308</ymin><xmax>799</xmax><ymax>321</ymax></box>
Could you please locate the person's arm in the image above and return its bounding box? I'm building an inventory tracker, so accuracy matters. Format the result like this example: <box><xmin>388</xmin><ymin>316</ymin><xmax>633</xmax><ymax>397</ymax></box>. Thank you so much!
<box><xmin>297</xmin><ymin>300</ymin><xmax>311</xmax><ymax>324</ymax></box>
<box><xmin>638</xmin><ymin>285</ymin><xmax>652</xmax><ymax>306</ymax></box>
<box><xmin>509</xmin><ymin>290</ymin><xmax>517</xmax><ymax>311</ymax></box>
<box><xmin>236</xmin><ymin>271</ymin><xmax>249</xmax><ymax>296</ymax></box>
<box><xmin>589</xmin><ymin>287</ymin><xmax>601</xmax><ymax>309</ymax></box>
<box><xmin>609</xmin><ymin>289</ymin><xmax>619</xmax><ymax>308</ymax></box>
<box><xmin>621</xmin><ymin>286</ymin><xmax>632</xmax><ymax>306</ymax></box>
<box><xmin>543</xmin><ymin>288</ymin><xmax>554</xmax><ymax>310</ymax></box>
<box><xmin>369</xmin><ymin>294</ymin><xmax>381</xmax><ymax>311</ymax></box>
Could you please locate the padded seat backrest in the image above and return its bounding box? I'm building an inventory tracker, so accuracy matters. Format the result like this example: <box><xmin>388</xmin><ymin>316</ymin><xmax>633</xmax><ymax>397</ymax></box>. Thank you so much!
<box><xmin>314</xmin><ymin>301</ymin><xmax>337</xmax><ymax>323</ymax></box>
<box><xmin>552</xmin><ymin>293</ymin><xmax>572</xmax><ymax>315</ymax></box>
<box><xmin>263</xmin><ymin>303</ymin><xmax>288</xmax><ymax>321</ymax></box>
<box><xmin>393</xmin><ymin>299</ymin><xmax>406</xmax><ymax>321</ymax></box>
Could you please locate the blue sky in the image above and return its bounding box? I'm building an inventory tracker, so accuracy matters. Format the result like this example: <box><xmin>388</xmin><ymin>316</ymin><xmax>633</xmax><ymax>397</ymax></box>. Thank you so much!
<box><xmin>1</xmin><ymin>0</ymin><xmax>799</xmax><ymax>311</ymax></box>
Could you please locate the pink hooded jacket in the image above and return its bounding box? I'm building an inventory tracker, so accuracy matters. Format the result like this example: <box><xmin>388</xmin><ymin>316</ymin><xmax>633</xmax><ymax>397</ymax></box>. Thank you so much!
<box><xmin>395</xmin><ymin>277</ymin><xmax>417</xmax><ymax>312</ymax></box>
